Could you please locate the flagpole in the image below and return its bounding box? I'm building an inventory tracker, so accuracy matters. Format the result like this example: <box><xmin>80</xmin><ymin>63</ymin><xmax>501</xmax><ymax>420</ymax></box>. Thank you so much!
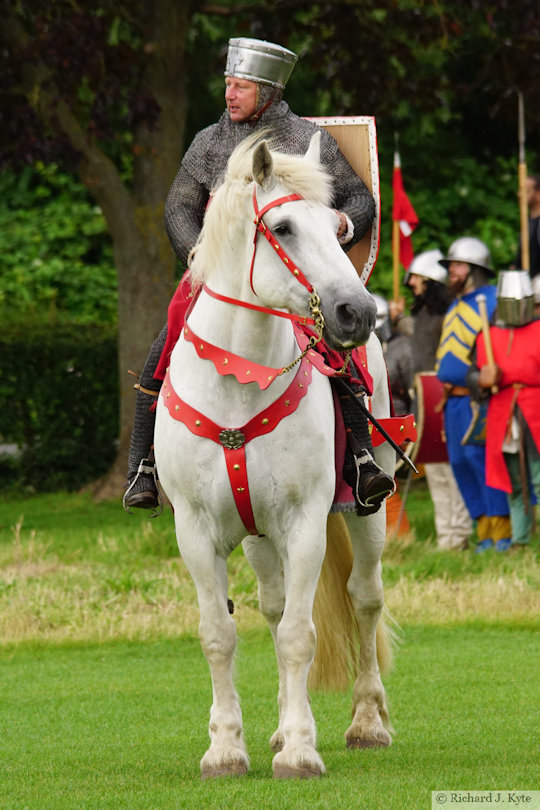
<box><xmin>518</xmin><ymin>92</ymin><xmax>530</xmax><ymax>272</ymax></box>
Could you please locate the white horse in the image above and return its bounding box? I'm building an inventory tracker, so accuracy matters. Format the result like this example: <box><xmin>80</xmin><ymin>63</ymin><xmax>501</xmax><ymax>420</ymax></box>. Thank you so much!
<box><xmin>154</xmin><ymin>132</ymin><xmax>394</xmax><ymax>779</ymax></box>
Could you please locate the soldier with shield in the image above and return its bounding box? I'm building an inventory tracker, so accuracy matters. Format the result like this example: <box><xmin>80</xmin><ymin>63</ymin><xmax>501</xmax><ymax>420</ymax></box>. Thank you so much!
<box><xmin>124</xmin><ymin>36</ymin><xmax>394</xmax><ymax>517</ymax></box>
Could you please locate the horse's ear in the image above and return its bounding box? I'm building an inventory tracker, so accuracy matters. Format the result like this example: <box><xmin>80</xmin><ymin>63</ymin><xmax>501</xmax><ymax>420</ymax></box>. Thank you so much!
<box><xmin>252</xmin><ymin>140</ymin><xmax>274</xmax><ymax>188</ymax></box>
<box><xmin>304</xmin><ymin>131</ymin><xmax>322</xmax><ymax>164</ymax></box>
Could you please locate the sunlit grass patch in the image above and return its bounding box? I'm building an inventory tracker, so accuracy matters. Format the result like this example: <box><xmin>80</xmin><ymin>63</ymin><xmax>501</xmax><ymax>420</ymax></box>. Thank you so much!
<box><xmin>0</xmin><ymin>487</ymin><xmax>539</xmax><ymax>647</ymax></box>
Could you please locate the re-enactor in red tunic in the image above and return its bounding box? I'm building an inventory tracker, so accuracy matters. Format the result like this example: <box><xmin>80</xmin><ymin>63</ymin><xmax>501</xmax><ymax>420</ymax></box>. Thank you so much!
<box><xmin>476</xmin><ymin>271</ymin><xmax>540</xmax><ymax>548</ymax></box>
<box><xmin>477</xmin><ymin>321</ymin><xmax>540</xmax><ymax>493</ymax></box>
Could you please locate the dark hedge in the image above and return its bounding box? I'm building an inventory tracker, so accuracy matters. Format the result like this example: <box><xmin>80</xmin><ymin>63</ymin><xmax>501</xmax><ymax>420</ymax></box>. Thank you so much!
<box><xmin>0</xmin><ymin>322</ymin><xmax>118</xmax><ymax>491</ymax></box>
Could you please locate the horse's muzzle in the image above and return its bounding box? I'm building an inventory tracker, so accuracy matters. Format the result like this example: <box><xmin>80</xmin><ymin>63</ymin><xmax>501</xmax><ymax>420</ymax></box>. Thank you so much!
<box><xmin>323</xmin><ymin>298</ymin><xmax>377</xmax><ymax>349</ymax></box>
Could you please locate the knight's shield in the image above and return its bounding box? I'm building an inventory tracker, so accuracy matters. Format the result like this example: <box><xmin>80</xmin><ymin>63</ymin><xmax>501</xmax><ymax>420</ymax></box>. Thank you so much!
<box><xmin>412</xmin><ymin>372</ymin><xmax>449</xmax><ymax>464</ymax></box>
<box><xmin>396</xmin><ymin>372</ymin><xmax>449</xmax><ymax>471</ymax></box>
<box><xmin>307</xmin><ymin>116</ymin><xmax>380</xmax><ymax>285</ymax></box>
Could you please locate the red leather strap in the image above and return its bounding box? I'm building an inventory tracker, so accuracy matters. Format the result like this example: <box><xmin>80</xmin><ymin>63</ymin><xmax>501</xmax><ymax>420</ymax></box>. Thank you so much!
<box><xmin>161</xmin><ymin>356</ymin><xmax>314</xmax><ymax>534</ymax></box>
<box><xmin>292</xmin><ymin>325</ymin><xmax>374</xmax><ymax>394</ymax></box>
<box><xmin>223</xmin><ymin>447</ymin><xmax>257</xmax><ymax>536</ymax></box>
<box><xmin>370</xmin><ymin>413</ymin><xmax>417</xmax><ymax>448</ymax></box>
<box><xmin>256</xmin><ymin>193</ymin><xmax>304</xmax><ymax>219</ymax></box>
<box><xmin>183</xmin><ymin>323</ymin><xmax>282</xmax><ymax>390</ymax></box>
<box><xmin>250</xmin><ymin>186</ymin><xmax>313</xmax><ymax>295</ymax></box>
<box><xmin>203</xmin><ymin>285</ymin><xmax>315</xmax><ymax>326</ymax></box>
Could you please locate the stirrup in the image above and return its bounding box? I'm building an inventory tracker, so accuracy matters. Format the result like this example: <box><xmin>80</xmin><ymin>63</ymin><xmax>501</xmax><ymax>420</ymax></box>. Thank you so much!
<box><xmin>352</xmin><ymin>453</ymin><xmax>395</xmax><ymax>516</ymax></box>
<box><xmin>123</xmin><ymin>458</ymin><xmax>164</xmax><ymax>518</ymax></box>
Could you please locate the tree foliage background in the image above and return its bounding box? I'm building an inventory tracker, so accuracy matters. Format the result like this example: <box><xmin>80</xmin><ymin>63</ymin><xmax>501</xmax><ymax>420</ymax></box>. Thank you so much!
<box><xmin>1</xmin><ymin>0</ymin><xmax>539</xmax><ymax>490</ymax></box>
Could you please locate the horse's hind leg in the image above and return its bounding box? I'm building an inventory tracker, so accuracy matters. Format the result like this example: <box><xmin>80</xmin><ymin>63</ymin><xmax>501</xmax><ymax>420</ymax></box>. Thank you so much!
<box><xmin>179</xmin><ymin>528</ymin><xmax>249</xmax><ymax>778</ymax></box>
<box><xmin>243</xmin><ymin>535</ymin><xmax>286</xmax><ymax>753</ymax></box>
<box><xmin>345</xmin><ymin>510</ymin><xmax>393</xmax><ymax>749</ymax></box>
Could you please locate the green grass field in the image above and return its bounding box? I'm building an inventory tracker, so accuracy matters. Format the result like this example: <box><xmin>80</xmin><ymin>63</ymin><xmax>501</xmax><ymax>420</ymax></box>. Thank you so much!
<box><xmin>1</xmin><ymin>482</ymin><xmax>539</xmax><ymax>808</ymax></box>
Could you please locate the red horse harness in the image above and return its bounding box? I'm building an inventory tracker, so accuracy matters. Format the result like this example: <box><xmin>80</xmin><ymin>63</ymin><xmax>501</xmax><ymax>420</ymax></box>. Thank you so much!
<box><xmin>161</xmin><ymin>356</ymin><xmax>314</xmax><ymax>535</ymax></box>
<box><xmin>161</xmin><ymin>186</ymin><xmax>322</xmax><ymax>535</ymax></box>
<box><xmin>161</xmin><ymin>184</ymin><xmax>416</xmax><ymax>533</ymax></box>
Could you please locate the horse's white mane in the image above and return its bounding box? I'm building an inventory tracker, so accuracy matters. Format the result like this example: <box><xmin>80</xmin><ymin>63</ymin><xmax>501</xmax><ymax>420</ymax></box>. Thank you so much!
<box><xmin>190</xmin><ymin>132</ymin><xmax>333</xmax><ymax>284</ymax></box>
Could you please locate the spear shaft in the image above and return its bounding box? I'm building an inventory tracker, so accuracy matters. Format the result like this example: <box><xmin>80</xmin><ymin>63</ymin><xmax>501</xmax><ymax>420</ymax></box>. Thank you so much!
<box><xmin>518</xmin><ymin>92</ymin><xmax>530</xmax><ymax>272</ymax></box>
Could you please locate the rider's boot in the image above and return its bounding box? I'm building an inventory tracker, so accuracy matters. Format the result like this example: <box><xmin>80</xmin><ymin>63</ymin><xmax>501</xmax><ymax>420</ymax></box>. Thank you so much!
<box><xmin>339</xmin><ymin>382</ymin><xmax>395</xmax><ymax>517</ymax></box>
<box><xmin>123</xmin><ymin>326</ymin><xmax>167</xmax><ymax>513</ymax></box>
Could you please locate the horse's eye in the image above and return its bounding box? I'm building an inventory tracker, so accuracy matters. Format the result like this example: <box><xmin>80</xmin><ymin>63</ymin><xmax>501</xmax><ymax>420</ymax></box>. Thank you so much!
<box><xmin>273</xmin><ymin>222</ymin><xmax>292</xmax><ymax>238</ymax></box>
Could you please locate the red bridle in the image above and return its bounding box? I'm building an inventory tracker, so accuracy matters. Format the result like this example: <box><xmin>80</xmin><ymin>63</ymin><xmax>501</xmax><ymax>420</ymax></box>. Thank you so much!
<box><xmin>204</xmin><ymin>183</ymin><xmax>321</xmax><ymax>329</ymax></box>
<box><xmin>250</xmin><ymin>185</ymin><xmax>314</xmax><ymax>296</ymax></box>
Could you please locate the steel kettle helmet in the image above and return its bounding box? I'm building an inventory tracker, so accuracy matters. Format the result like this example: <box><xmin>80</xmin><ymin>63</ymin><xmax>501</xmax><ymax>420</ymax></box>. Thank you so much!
<box><xmin>406</xmin><ymin>249</ymin><xmax>446</xmax><ymax>284</ymax></box>
<box><xmin>439</xmin><ymin>236</ymin><xmax>493</xmax><ymax>274</ymax></box>
<box><xmin>225</xmin><ymin>38</ymin><xmax>298</xmax><ymax>89</ymax></box>
<box><xmin>496</xmin><ymin>270</ymin><xmax>534</xmax><ymax>326</ymax></box>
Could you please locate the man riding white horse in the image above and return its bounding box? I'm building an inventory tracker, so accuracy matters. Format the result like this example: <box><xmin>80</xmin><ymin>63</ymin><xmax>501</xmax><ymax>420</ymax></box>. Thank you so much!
<box><xmin>124</xmin><ymin>37</ymin><xmax>394</xmax><ymax>516</ymax></box>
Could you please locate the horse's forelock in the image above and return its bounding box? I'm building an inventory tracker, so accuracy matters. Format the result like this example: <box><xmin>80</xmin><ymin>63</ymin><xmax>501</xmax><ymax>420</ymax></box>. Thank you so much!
<box><xmin>270</xmin><ymin>151</ymin><xmax>332</xmax><ymax>207</ymax></box>
<box><xmin>189</xmin><ymin>136</ymin><xmax>332</xmax><ymax>284</ymax></box>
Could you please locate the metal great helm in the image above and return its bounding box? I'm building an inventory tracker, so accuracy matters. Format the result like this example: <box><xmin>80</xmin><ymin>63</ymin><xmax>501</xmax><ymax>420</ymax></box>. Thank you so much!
<box><xmin>439</xmin><ymin>237</ymin><xmax>493</xmax><ymax>275</ymax></box>
<box><xmin>405</xmin><ymin>249</ymin><xmax>446</xmax><ymax>285</ymax></box>
<box><xmin>496</xmin><ymin>270</ymin><xmax>534</xmax><ymax>326</ymax></box>
<box><xmin>225</xmin><ymin>38</ymin><xmax>298</xmax><ymax>89</ymax></box>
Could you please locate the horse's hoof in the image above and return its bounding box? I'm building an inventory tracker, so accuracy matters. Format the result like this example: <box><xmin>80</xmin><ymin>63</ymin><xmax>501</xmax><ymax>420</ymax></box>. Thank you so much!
<box><xmin>273</xmin><ymin>763</ymin><xmax>322</xmax><ymax>779</ymax></box>
<box><xmin>272</xmin><ymin>748</ymin><xmax>325</xmax><ymax>779</ymax></box>
<box><xmin>346</xmin><ymin>732</ymin><xmax>392</xmax><ymax>749</ymax></box>
<box><xmin>201</xmin><ymin>762</ymin><xmax>248</xmax><ymax>779</ymax></box>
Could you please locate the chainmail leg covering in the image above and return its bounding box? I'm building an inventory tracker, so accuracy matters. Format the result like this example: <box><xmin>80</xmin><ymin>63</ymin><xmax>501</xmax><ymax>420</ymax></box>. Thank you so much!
<box><xmin>127</xmin><ymin>324</ymin><xmax>167</xmax><ymax>479</ymax></box>
<box><xmin>335</xmin><ymin>378</ymin><xmax>381</xmax><ymax>491</ymax></box>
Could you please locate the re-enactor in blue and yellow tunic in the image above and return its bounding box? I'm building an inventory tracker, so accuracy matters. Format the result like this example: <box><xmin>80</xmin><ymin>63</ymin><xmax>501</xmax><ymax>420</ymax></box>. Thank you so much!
<box><xmin>435</xmin><ymin>239</ymin><xmax>510</xmax><ymax>549</ymax></box>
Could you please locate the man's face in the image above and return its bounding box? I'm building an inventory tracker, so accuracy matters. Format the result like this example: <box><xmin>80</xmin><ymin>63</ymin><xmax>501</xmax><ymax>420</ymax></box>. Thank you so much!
<box><xmin>447</xmin><ymin>260</ymin><xmax>470</xmax><ymax>294</ymax></box>
<box><xmin>407</xmin><ymin>273</ymin><xmax>427</xmax><ymax>297</ymax></box>
<box><xmin>225</xmin><ymin>77</ymin><xmax>258</xmax><ymax>122</ymax></box>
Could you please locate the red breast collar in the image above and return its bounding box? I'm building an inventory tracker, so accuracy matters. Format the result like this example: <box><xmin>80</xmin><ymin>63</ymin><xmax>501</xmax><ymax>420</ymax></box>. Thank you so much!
<box><xmin>183</xmin><ymin>319</ymin><xmax>357</xmax><ymax>391</ymax></box>
<box><xmin>161</xmin><ymin>355</ymin><xmax>313</xmax><ymax>535</ymax></box>
<box><xmin>184</xmin><ymin>323</ymin><xmax>284</xmax><ymax>390</ymax></box>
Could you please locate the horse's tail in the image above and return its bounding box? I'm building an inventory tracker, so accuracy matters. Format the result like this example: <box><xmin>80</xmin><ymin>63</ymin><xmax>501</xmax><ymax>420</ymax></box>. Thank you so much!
<box><xmin>309</xmin><ymin>513</ymin><xmax>394</xmax><ymax>691</ymax></box>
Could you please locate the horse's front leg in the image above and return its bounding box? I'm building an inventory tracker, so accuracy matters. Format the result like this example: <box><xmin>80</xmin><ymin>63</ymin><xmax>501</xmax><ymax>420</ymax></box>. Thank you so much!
<box><xmin>177</xmin><ymin>520</ymin><xmax>249</xmax><ymax>778</ymax></box>
<box><xmin>270</xmin><ymin>520</ymin><xmax>327</xmax><ymax>779</ymax></box>
<box><xmin>344</xmin><ymin>509</ymin><xmax>393</xmax><ymax>749</ymax></box>
<box><xmin>242</xmin><ymin>535</ymin><xmax>286</xmax><ymax>753</ymax></box>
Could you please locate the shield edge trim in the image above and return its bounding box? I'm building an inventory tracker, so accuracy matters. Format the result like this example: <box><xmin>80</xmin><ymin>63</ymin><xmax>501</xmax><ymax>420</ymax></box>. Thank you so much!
<box><xmin>306</xmin><ymin>116</ymin><xmax>380</xmax><ymax>285</ymax></box>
